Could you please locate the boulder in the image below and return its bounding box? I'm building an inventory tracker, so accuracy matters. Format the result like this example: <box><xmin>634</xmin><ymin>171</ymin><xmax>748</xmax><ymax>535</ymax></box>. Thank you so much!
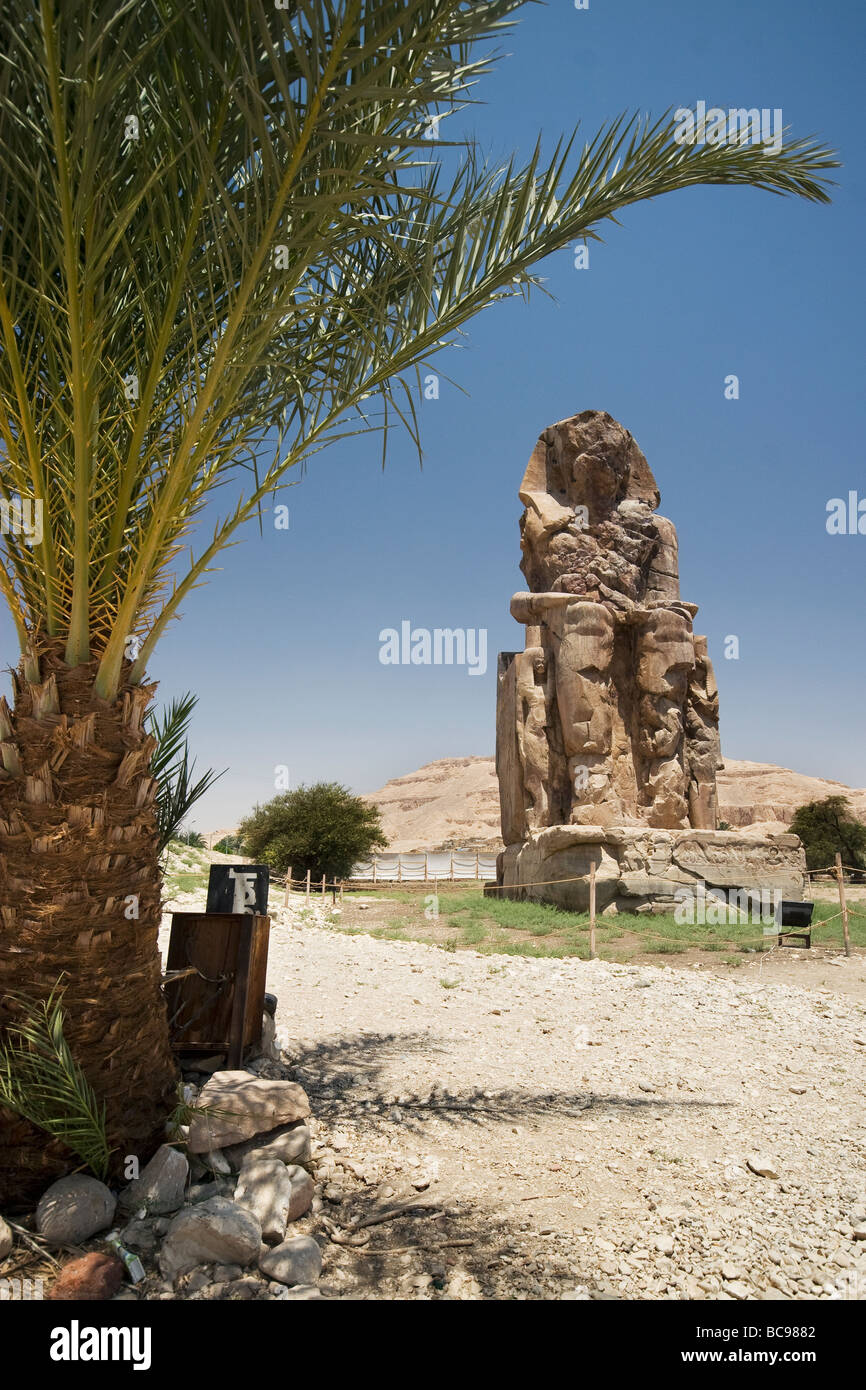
<box><xmin>47</xmin><ymin>1252</ymin><xmax>124</xmax><ymax>1301</ymax></box>
<box><xmin>119</xmin><ymin>1144</ymin><xmax>188</xmax><ymax>1215</ymax></box>
<box><xmin>285</xmin><ymin>1165</ymin><xmax>314</xmax><ymax>1223</ymax></box>
<box><xmin>0</xmin><ymin>1215</ymin><xmax>13</xmax><ymax>1259</ymax></box>
<box><xmin>234</xmin><ymin>1159</ymin><xmax>292</xmax><ymax>1245</ymax></box>
<box><xmin>36</xmin><ymin>1175</ymin><xmax>116</xmax><ymax>1247</ymax></box>
<box><xmin>224</xmin><ymin>1121</ymin><xmax>312</xmax><ymax>1171</ymax></box>
<box><xmin>259</xmin><ymin>1235</ymin><xmax>323</xmax><ymax>1286</ymax></box>
<box><xmin>187</xmin><ymin>1071</ymin><xmax>310</xmax><ymax>1153</ymax></box>
<box><xmin>158</xmin><ymin>1197</ymin><xmax>261</xmax><ymax>1280</ymax></box>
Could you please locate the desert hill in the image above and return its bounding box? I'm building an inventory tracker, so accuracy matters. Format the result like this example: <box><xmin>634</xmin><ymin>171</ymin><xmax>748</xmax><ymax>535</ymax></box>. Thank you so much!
<box><xmin>363</xmin><ymin>755</ymin><xmax>866</xmax><ymax>853</ymax></box>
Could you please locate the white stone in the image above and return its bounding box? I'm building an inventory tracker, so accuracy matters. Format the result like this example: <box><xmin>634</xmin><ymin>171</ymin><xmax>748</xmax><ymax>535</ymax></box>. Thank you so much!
<box><xmin>36</xmin><ymin>1175</ymin><xmax>116</xmax><ymax>1246</ymax></box>
<box><xmin>158</xmin><ymin>1197</ymin><xmax>261</xmax><ymax>1280</ymax></box>
<box><xmin>119</xmin><ymin>1144</ymin><xmax>188</xmax><ymax>1214</ymax></box>
<box><xmin>235</xmin><ymin>1158</ymin><xmax>292</xmax><ymax>1244</ymax></box>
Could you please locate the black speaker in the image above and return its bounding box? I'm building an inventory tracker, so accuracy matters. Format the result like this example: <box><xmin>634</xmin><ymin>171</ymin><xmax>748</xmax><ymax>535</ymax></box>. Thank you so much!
<box><xmin>206</xmin><ymin>863</ymin><xmax>270</xmax><ymax>915</ymax></box>
<box><xmin>775</xmin><ymin>900</ymin><xmax>814</xmax><ymax>929</ymax></box>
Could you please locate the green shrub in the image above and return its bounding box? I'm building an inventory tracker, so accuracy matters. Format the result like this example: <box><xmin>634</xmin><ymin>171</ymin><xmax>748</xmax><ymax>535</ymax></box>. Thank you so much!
<box><xmin>238</xmin><ymin>782</ymin><xmax>387</xmax><ymax>883</ymax></box>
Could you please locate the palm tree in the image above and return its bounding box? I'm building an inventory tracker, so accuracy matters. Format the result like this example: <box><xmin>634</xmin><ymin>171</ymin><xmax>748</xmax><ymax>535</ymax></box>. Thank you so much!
<box><xmin>0</xmin><ymin>0</ymin><xmax>836</xmax><ymax>1201</ymax></box>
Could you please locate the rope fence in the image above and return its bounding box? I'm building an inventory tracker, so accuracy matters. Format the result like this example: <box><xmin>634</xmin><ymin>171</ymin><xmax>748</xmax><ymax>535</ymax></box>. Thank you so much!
<box><xmin>270</xmin><ymin>849</ymin><xmax>861</xmax><ymax>957</ymax></box>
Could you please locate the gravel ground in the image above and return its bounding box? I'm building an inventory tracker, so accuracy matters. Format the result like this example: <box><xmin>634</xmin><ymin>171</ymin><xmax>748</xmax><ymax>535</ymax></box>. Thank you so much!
<box><xmin>160</xmin><ymin>893</ymin><xmax>866</xmax><ymax>1301</ymax></box>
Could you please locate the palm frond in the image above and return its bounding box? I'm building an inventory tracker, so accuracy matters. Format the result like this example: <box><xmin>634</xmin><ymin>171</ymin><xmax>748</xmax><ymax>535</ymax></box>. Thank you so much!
<box><xmin>0</xmin><ymin>985</ymin><xmax>113</xmax><ymax>1179</ymax></box>
<box><xmin>147</xmin><ymin>693</ymin><xmax>224</xmax><ymax>852</ymax></box>
<box><xmin>0</xmin><ymin>1</ymin><xmax>839</xmax><ymax>694</ymax></box>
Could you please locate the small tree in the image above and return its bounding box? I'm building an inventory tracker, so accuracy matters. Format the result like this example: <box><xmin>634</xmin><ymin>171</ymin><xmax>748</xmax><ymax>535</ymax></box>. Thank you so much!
<box><xmin>239</xmin><ymin>784</ymin><xmax>387</xmax><ymax>883</ymax></box>
<box><xmin>214</xmin><ymin>834</ymin><xmax>243</xmax><ymax>855</ymax></box>
<box><xmin>789</xmin><ymin>796</ymin><xmax>866</xmax><ymax>879</ymax></box>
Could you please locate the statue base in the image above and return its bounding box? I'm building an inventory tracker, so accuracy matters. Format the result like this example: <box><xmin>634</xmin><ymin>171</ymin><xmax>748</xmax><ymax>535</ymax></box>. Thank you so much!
<box><xmin>496</xmin><ymin>825</ymin><xmax>806</xmax><ymax>915</ymax></box>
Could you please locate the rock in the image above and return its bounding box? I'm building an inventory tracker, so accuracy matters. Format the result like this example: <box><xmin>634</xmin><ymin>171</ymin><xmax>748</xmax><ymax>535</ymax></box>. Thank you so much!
<box><xmin>259</xmin><ymin>1235</ymin><xmax>323</xmax><ymax>1286</ymax></box>
<box><xmin>224</xmin><ymin>1277</ymin><xmax>261</xmax><ymax>1300</ymax></box>
<box><xmin>187</xmin><ymin>1071</ymin><xmax>310</xmax><ymax>1152</ymax></box>
<box><xmin>36</xmin><ymin>1175</ymin><xmax>116</xmax><ymax>1246</ymax></box>
<box><xmin>224</xmin><ymin>1121</ymin><xmax>312</xmax><ymax>1171</ymax></box>
<box><xmin>747</xmin><ymin>1157</ymin><xmax>780</xmax><ymax>1180</ymax></box>
<box><xmin>48</xmin><ymin>1253</ymin><xmax>124</xmax><ymax>1301</ymax></box>
<box><xmin>234</xmin><ymin>1158</ymin><xmax>292</xmax><ymax>1245</ymax></box>
<box><xmin>181</xmin><ymin>1268</ymin><xmax>211</xmax><ymax>1294</ymax></box>
<box><xmin>187</xmin><ymin>1179</ymin><xmax>234</xmax><ymax>1205</ymax></box>
<box><xmin>119</xmin><ymin>1144</ymin><xmax>188</xmax><ymax>1215</ymax></box>
<box><xmin>158</xmin><ymin>1198</ymin><xmax>262</xmax><ymax>1280</ymax></box>
<box><xmin>120</xmin><ymin>1220</ymin><xmax>158</xmax><ymax>1255</ymax></box>
<box><xmin>282</xmin><ymin>1283</ymin><xmax>325</xmax><ymax>1300</ymax></box>
<box><xmin>655</xmin><ymin>1236</ymin><xmax>675</xmax><ymax>1255</ymax></box>
<box><xmin>285</xmin><ymin>1166</ymin><xmax>315</xmax><ymax>1223</ymax></box>
<box><xmin>213</xmin><ymin>1263</ymin><xmax>243</xmax><ymax>1282</ymax></box>
<box><xmin>0</xmin><ymin>1216</ymin><xmax>13</xmax><ymax>1259</ymax></box>
<box><xmin>852</xmin><ymin>1224</ymin><xmax>866</xmax><ymax>1241</ymax></box>
<box><xmin>202</xmin><ymin>1149</ymin><xmax>231</xmax><ymax>1176</ymax></box>
<box><xmin>723</xmin><ymin>1280</ymin><xmax>753</xmax><ymax>1300</ymax></box>
<box><xmin>263</xmin><ymin>993</ymin><xmax>278</xmax><ymax>1017</ymax></box>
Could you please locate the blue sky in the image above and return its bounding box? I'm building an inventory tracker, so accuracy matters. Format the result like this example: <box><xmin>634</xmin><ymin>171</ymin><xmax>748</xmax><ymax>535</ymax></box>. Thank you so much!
<box><xmin>9</xmin><ymin>0</ymin><xmax>864</xmax><ymax>829</ymax></box>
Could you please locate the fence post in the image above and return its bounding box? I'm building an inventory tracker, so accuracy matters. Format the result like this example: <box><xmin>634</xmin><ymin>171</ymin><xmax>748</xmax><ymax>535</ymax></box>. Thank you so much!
<box><xmin>589</xmin><ymin>859</ymin><xmax>597</xmax><ymax>960</ymax></box>
<box><xmin>475</xmin><ymin>849</ymin><xmax>479</xmax><ymax>879</ymax></box>
<box><xmin>373</xmin><ymin>856</ymin><xmax>377</xmax><ymax>885</ymax></box>
<box><xmin>424</xmin><ymin>853</ymin><xmax>428</xmax><ymax>883</ymax></box>
<box><xmin>450</xmin><ymin>851</ymin><xmax>454</xmax><ymax>882</ymax></box>
<box><xmin>284</xmin><ymin>868</ymin><xmax>291</xmax><ymax>908</ymax></box>
<box><xmin>836</xmin><ymin>852</ymin><xmax>852</xmax><ymax>957</ymax></box>
<box><xmin>321</xmin><ymin>873</ymin><xmax>326</xmax><ymax>899</ymax></box>
<box><xmin>398</xmin><ymin>857</ymin><xmax>402</xmax><ymax>884</ymax></box>
<box><xmin>305</xmin><ymin>869</ymin><xmax>311</xmax><ymax>905</ymax></box>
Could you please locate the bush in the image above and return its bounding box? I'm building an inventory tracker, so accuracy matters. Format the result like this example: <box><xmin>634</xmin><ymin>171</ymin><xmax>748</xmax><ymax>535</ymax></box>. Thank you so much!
<box><xmin>213</xmin><ymin>834</ymin><xmax>243</xmax><ymax>855</ymax></box>
<box><xmin>238</xmin><ymin>783</ymin><xmax>387</xmax><ymax>883</ymax></box>
<box><xmin>174</xmin><ymin>827</ymin><xmax>205</xmax><ymax>849</ymax></box>
<box><xmin>789</xmin><ymin>795</ymin><xmax>866</xmax><ymax>878</ymax></box>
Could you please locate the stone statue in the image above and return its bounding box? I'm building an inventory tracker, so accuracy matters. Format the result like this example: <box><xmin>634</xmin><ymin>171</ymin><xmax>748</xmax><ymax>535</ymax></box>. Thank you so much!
<box><xmin>498</xmin><ymin>410</ymin><xmax>723</xmax><ymax>833</ymax></box>
<box><xmin>495</xmin><ymin>411</ymin><xmax>805</xmax><ymax>914</ymax></box>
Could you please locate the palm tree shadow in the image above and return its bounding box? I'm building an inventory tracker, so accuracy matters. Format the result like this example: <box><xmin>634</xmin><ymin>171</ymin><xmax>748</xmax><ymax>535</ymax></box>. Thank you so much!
<box><xmin>281</xmin><ymin>1031</ymin><xmax>733</xmax><ymax>1300</ymax></box>
<box><xmin>285</xmin><ymin>1029</ymin><xmax>732</xmax><ymax>1135</ymax></box>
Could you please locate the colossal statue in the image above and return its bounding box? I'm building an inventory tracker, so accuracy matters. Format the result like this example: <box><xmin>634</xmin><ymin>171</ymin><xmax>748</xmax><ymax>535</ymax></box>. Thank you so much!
<box><xmin>497</xmin><ymin>410</ymin><xmax>722</xmax><ymax>836</ymax></box>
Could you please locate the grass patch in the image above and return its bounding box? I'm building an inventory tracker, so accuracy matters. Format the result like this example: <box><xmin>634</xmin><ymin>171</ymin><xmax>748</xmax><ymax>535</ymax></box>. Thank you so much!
<box><xmin>326</xmin><ymin>883</ymin><xmax>866</xmax><ymax>967</ymax></box>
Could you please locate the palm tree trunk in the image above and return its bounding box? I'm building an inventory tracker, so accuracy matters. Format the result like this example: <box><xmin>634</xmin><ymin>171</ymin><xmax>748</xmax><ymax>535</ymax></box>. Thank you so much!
<box><xmin>0</xmin><ymin>641</ymin><xmax>178</xmax><ymax>1207</ymax></box>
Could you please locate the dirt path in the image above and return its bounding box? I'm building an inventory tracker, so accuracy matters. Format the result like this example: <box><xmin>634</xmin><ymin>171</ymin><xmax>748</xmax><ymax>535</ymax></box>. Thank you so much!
<box><xmin>161</xmin><ymin>894</ymin><xmax>866</xmax><ymax>1300</ymax></box>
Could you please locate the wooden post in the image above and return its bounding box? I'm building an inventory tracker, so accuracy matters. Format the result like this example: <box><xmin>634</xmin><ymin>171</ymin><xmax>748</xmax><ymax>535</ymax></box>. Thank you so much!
<box><xmin>373</xmin><ymin>856</ymin><xmax>377</xmax><ymax>884</ymax></box>
<box><xmin>589</xmin><ymin>859</ymin><xmax>597</xmax><ymax>960</ymax></box>
<box><xmin>321</xmin><ymin>873</ymin><xmax>326</xmax><ymax>898</ymax></box>
<box><xmin>397</xmin><ymin>858</ymin><xmax>402</xmax><ymax>883</ymax></box>
<box><xmin>424</xmin><ymin>853</ymin><xmax>428</xmax><ymax>883</ymax></box>
<box><xmin>227</xmin><ymin>916</ymin><xmax>255</xmax><ymax>1070</ymax></box>
<box><xmin>284</xmin><ymin>868</ymin><xmax>291</xmax><ymax>908</ymax></box>
<box><xmin>475</xmin><ymin>849</ymin><xmax>480</xmax><ymax>879</ymax></box>
<box><xmin>450</xmin><ymin>851</ymin><xmax>454</xmax><ymax>882</ymax></box>
<box><xmin>305</xmin><ymin>868</ymin><xmax>311</xmax><ymax>904</ymax></box>
<box><xmin>340</xmin><ymin>881</ymin><xmax>344</xmax><ymax>904</ymax></box>
<box><xmin>836</xmin><ymin>852</ymin><xmax>852</xmax><ymax>957</ymax></box>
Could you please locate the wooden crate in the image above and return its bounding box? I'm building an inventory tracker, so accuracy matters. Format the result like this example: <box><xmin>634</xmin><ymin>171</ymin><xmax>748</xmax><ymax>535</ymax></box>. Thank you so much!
<box><xmin>164</xmin><ymin>912</ymin><xmax>270</xmax><ymax>1067</ymax></box>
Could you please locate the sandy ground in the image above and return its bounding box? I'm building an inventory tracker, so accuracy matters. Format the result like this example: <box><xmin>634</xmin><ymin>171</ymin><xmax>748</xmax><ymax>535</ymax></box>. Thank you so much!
<box><xmin>160</xmin><ymin>889</ymin><xmax>866</xmax><ymax>1301</ymax></box>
